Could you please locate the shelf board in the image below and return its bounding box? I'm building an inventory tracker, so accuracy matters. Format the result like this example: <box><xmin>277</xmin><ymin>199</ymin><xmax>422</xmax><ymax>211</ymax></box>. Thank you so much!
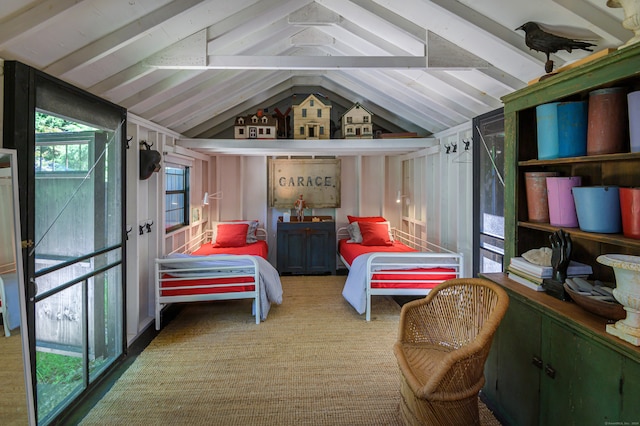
<box><xmin>519</xmin><ymin>152</ymin><xmax>640</xmax><ymax>167</ymax></box>
<box><xmin>518</xmin><ymin>221</ymin><xmax>640</xmax><ymax>248</ymax></box>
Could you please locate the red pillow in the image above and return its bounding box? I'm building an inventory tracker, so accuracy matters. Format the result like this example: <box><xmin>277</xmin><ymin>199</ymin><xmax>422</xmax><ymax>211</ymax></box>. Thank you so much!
<box><xmin>213</xmin><ymin>223</ymin><xmax>249</xmax><ymax>248</ymax></box>
<box><xmin>347</xmin><ymin>215</ymin><xmax>386</xmax><ymax>224</ymax></box>
<box><xmin>359</xmin><ymin>221</ymin><xmax>393</xmax><ymax>246</ymax></box>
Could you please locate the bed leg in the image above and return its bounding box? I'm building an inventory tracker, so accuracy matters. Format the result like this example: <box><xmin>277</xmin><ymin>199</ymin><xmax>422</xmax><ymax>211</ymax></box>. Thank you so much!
<box><xmin>254</xmin><ymin>299</ymin><xmax>260</xmax><ymax>324</ymax></box>
<box><xmin>155</xmin><ymin>306</ymin><xmax>161</xmax><ymax>331</ymax></box>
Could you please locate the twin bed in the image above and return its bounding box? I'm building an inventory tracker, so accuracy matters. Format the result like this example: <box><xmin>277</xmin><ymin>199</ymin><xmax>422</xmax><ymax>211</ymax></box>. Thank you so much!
<box><xmin>338</xmin><ymin>216</ymin><xmax>464</xmax><ymax>321</ymax></box>
<box><xmin>155</xmin><ymin>216</ymin><xmax>463</xmax><ymax>328</ymax></box>
<box><xmin>155</xmin><ymin>221</ymin><xmax>282</xmax><ymax>330</ymax></box>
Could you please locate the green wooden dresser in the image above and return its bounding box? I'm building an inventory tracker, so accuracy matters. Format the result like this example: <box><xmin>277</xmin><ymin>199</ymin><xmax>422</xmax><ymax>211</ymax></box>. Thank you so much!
<box><xmin>483</xmin><ymin>44</ymin><xmax>640</xmax><ymax>425</ymax></box>
<box><xmin>482</xmin><ymin>273</ymin><xmax>640</xmax><ymax>426</ymax></box>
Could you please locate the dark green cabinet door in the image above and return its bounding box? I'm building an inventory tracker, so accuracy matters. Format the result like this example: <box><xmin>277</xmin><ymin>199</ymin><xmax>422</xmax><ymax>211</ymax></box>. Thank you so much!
<box><xmin>483</xmin><ymin>321</ymin><xmax>500</xmax><ymax>406</ymax></box>
<box><xmin>495</xmin><ymin>297</ymin><xmax>542</xmax><ymax>426</ymax></box>
<box><xmin>541</xmin><ymin>320</ymin><xmax>622</xmax><ymax>426</ymax></box>
<box><xmin>539</xmin><ymin>319</ymin><xmax>576</xmax><ymax>426</ymax></box>
<box><xmin>621</xmin><ymin>357</ymin><xmax>640</xmax><ymax>423</ymax></box>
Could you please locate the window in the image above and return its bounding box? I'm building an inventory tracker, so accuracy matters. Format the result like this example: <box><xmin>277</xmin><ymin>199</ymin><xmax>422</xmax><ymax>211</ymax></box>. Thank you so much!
<box><xmin>266</xmin><ymin>128</ymin><xmax>271</xmax><ymax>135</ymax></box>
<box><xmin>347</xmin><ymin>128</ymin><xmax>353</xmax><ymax>134</ymax></box>
<box><xmin>165</xmin><ymin>165</ymin><xmax>189</xmax><ymax>232</ymax></box>
<box><xmin>302</xmin><ymin>109</ymin><xmax>307</xmax><ymax>118</ymax></box>
<box><xmin>299</xmin><ymin>127</ymin><xmax>305</xmax><ymax>135</ymax></box>
<box><xmin>317</xmin><ymin>109</ymin><xmax>322</xmax><ymax>118</ymax></box>
<box><xmin>35</xmin><ymin>139</ymin><xmax>90</xmax><ymax>173</ymax></box>
<box><xmin>238</xmin><ymin>128</ymin><xmax>244</xmax><ymax>135</ymax></box>
<box><xmin>347</xmin><ymin>117</ymin><xmax>352</xmax><ymax>124</ymax></box>
<box><xmin>363</xmin><ymin>116</ymin><xmax>369</xmax><ymax>123</ymax></box>
<box><xmin>310</xmin><ymin>100</ymin><xmax>314</xmax><ymax>106</ymax></box>
<box><xmin>259</xmin><ymin>128</ymin><xmax>264</xmax><ymax>135</ymax></box>
<box><xmin>320</xmin><ymin>126</ymin><xmax>325</xmax><ymax>135</ymax></box>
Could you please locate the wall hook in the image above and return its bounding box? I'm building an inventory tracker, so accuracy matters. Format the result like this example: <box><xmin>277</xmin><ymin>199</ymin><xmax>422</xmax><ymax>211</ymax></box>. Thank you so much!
<box><xmin>145</xmin><ymin>221</ymin><xmax>154</xmax><ymax>233</ymax></box>
<box><xmin>463</xmin><ymin>139</ymin><xmax>471</xmax><ymax>150</ymax></box>
<box><xmin>126</xmin><ymin>225</ymin><xmax>133</xmax><ymax>240</ymax></box>
<box><xmin>140</xmin><ymin>140</ymin><xmax>154</xmax><ymax>150</ymax></box>
<box><xmin>445</xmin><ymin>144</ymin><xmax>451</xmax><ymax>154</ymax></box>
<box><xmin>139</xmin><ymin>225</ymin><xmax>145</xmax><ymax>235</ymax></box>
<box><xmin>451</xmin><ymin>142</ymin><xmax>458</xmax><ymax>153</ymax></box>
<box><xmin>126</xmin><ymin>136</ymin><xmax>133</xmax><ymax>149</ymax></box>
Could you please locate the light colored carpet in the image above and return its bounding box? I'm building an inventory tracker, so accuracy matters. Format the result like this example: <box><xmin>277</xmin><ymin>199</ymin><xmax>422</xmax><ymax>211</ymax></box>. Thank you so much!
<box><xmin>81</xmin><ymin>276</ymin><xmax>501</xmax><ymax>425</ymax></box>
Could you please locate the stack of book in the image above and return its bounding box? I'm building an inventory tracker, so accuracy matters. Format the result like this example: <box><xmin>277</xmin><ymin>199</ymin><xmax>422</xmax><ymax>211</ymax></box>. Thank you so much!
<box><xmin>507</xmin><ymin>257</ymin><xmax>593</xmax><ymax>291</ymax></box>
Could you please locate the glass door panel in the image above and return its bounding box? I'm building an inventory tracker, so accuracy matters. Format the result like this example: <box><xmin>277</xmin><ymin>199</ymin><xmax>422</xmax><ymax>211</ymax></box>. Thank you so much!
<box><xmin>473</xmin><ymin>109</ymin><xmax>505</xmax><ymax>276</ymax></box>
<box><xmin>4</xmin><ymin>62</ymin><xmax>127</xmax><ymax>425</ymax></box>
<box><xmin>32</xmin><ymin>116</ymin><xmax>124</xmax><ymax>423</ymax></box>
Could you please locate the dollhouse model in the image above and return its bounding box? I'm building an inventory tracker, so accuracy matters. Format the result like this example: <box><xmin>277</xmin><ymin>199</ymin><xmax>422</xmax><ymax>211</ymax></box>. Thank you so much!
<box><xmin>292</xmin><ymin>94</ymin><xmax>332</xmax><ymax>140</ymax></box>
<box><xmin>234</xmin><ymin>110</ymin><xmax>278</xmax><ymax>139</ymax></box>
<box><xmin>341</xmin><ymin>102</ymin><xmax>373</xmax><ymax>139</ymax></box>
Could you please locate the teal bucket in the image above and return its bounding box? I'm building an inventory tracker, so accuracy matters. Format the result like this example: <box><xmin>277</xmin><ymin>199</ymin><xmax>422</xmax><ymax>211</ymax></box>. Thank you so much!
<box><xmin>536</xmin><ymin>101</ymin><xmax>588</xmax><ymax>160</ymax></box>
<box><xmin>572</xmin><ymin>186</ymin><xmax>621</xmax><ymax>233</ymax></box>
<box><xmin>536</xmin><ymin>102</ymin><xmax>560</xmax><ymax>159</ymax></box>
<box><xmin>557</xmin><ymin>101</ymin><xmax>588</xmax><ymax>157</ymax></box>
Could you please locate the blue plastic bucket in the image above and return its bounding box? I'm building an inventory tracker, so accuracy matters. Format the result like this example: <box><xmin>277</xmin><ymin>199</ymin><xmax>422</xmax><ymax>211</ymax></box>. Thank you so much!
<box><xmin>536</xmin><ymin>102</ymin><xmax>560</xmax><ymax>159</ymax></box>
<box><xmin>557</xmin><ymin>101</ymin><xmax>588</xmax><ymax>157</ymax></box>
<box><xmin>572</xmin><ymin>186</ymin><xmax>621</xmax><ymax>233</ymax></box>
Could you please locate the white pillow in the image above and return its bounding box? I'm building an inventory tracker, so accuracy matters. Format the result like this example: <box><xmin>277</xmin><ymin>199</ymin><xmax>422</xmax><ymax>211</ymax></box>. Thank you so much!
<box><xmin>347</xmin><ymin>222</ymin><xmax>362</xmax><ymax>243</ymax></box>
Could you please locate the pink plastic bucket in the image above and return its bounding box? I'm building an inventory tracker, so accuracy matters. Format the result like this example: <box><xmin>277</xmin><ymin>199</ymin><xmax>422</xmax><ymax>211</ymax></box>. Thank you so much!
<box><xmin>546</xmin><ymin>176</ymin><xmax>582</xmax><ymax>227</ymax></box>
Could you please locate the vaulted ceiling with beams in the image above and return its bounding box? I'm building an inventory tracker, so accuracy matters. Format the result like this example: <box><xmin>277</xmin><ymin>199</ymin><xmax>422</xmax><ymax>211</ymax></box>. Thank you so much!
<box><xmin>0</xmin><ymin>0</ymin><xmax>629</xmax><ymax>142</ymax></box>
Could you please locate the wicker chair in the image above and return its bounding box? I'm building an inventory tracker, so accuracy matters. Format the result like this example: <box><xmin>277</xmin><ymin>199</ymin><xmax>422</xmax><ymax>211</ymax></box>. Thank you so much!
<box><xmin>393</xmin><ymin>278</ymin><xmax>509</xmax><ymax>425</ymax></box>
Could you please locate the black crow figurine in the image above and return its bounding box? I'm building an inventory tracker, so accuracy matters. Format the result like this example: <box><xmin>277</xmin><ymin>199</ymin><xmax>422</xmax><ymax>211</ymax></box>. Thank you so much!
<box><xmin>516</xmin><ymin>21</ymin><xmax>597</xmax><ymax>73</ymax></box>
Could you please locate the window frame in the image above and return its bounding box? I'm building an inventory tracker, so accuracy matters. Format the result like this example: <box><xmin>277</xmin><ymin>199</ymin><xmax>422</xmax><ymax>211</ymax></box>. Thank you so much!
<box><xmin>164</xmin><ymin>164</ymin><xmax>190</xmax><ymax>233</ymax></box>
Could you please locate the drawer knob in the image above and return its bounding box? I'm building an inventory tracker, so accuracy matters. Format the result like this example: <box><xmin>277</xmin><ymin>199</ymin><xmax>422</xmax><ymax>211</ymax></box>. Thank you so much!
<box><xmin>532</xmin><ymin>356</ymin><xmax>543</xmax><ymax>369</ymax></box>
<box><xmin>545</xmin><ymin>364</ymin><xmax>556</xmax><ymax>379</ymax></box>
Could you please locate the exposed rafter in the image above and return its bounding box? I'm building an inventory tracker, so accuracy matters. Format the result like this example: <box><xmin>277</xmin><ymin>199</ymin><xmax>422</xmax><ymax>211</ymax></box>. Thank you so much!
<box><xmin>0</xmin><ymin>0</ymin><xmax>625</xmax><ymax>140</ymax></box>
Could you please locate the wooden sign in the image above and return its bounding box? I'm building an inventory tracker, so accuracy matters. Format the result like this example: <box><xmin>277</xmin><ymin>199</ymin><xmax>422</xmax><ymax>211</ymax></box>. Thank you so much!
<box><xmin>268</xmin><ymin>158</ymin><xmax>341</xmax><ymax>208</ymax></box>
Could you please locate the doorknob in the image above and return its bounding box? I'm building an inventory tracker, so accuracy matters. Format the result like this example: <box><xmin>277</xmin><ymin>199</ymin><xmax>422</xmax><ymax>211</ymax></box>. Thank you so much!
<box><xmin>545</xmin><ymin>364</ymin><xmax>556</xmax><ymax>379</ymax></box>
<box><xmin>532</xmin><ymin>356</ymin><xmax>543</xmax><ymax>369</ymax></box>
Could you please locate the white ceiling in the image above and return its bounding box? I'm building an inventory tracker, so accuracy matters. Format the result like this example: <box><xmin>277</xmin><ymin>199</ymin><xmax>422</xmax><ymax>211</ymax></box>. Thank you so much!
<box><xmin>0</xmin><ymin>0</ymin><xmax>629</xmax><ymax>146</ymax></box>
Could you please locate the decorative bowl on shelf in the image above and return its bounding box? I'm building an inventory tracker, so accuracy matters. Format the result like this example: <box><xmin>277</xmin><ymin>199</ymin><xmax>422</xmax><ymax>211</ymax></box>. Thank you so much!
<box><xmin>563</xmin><ymin>283</ymin><xmax>626</xmax><ymax>321</ymax></box>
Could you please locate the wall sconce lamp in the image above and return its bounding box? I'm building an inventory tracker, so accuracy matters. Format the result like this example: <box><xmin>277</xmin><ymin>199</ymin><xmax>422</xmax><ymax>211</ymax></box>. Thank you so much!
<box><xmin>396</xmin><ymin>190</ymin><xmax>410</xmax><ymax>205</ymax></box>
<box><xmin>203</xmin><ymin>191</ymin><xmax>223</xmax><ymax>205</ymax></box>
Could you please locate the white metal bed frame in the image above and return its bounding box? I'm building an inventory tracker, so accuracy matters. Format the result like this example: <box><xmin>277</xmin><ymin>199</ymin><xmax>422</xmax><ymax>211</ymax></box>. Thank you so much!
<box><xmin>338</xmin><ymin>227</ymin><xmax>464</xmax><ymax>321</ymax></box>
<box><xmin>155</xmin><ymin>228</ymin><xmax>268</xmax><ymax>330</ymax></box>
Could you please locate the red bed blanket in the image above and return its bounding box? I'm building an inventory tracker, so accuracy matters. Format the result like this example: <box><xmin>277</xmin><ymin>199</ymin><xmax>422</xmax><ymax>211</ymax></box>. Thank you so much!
<box><xmin>192</xmin><ymin>240</ymin><xmax>268</xmax><ymax>259</ymax></box>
